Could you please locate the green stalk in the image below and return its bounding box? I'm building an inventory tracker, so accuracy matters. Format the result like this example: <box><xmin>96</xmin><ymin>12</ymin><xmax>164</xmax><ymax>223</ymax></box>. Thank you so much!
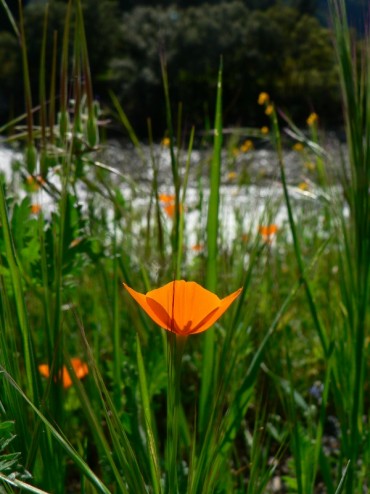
<box><xmin>160</xmin><ymin>53</ymin><xmax>180</xmax><ymax>278</ymax></box>
<box><xmin>166</xmin><ymin>333</ymin><xmax>187</xmax><ymax>494</ymax></box>
<box><xmin>0</xmin><ymin>0</ymin><xmax>19</xmax><ymax>37</ymax></box>
<box><xmin>199</xmin><ymin>60</ymin><xmax>223</xmax><ymax>435</ymax></box>
<box><xmin>59</xmin><ymin>0</ymin><xmax>72</xmax><ymax>143</ymax></box>
<box><xmin>75</xmin><ymin>0</ymin><xmax>98</xmax><ymax>147</ymax></box>
<box><xmin>112</xmin><ymin>223</ymin><xmax>121</xmax><ymax>409</ymax></box>
<box><xmin>147</xmin><ymin>118</ymin><xmax>165</xmax><ymax>262</ymax></box>
<box><xmin>48</xmin><ymin>31</ymin><xmax>58</xmax><ymax>145</ymax></box>
<box><xmin>330</xmin><ymin>2</ymin><xmax>370</xmax><ymax>489</ymax></box>
<box><xmin>270</xmin><ymin>105</ymin><xmax>329</xmax><ymax>356</ymax></box>
<box><xmin>177</xmin><ymin>126</ymin><xmax>195</xmax><ymax>275</ymax></box>
<box><xmin>39</xmin><ymin>4</ymin><xmax>48</xmax><ymax>176</ymax></box>
<box><xmin>0</xmin><ymin>473</ymin><xmax>50</xmax><ymax>494</ymax></box>
<box><xmin>110</xmin><ymin>91</ymin><xmax>145</xmax><ymax>161</ymax></box>
<box><xmin>0</xmin><ymin>179</ymin><xmax>35</xmax><ymax>401</ymax></box>
<box><xmin>309</xmin><ymin>343</ymin><xmax>335</xmax><ymax>494</ymax></box>
<box><xmin>136</xmin><ymin>334</ymin><xmax>162</xmax><ymax>494</ymax></box>
<box><xmin>18</xmin><ymin>0</ymin><xmax>36</xmax><ymax>173</ymax></box>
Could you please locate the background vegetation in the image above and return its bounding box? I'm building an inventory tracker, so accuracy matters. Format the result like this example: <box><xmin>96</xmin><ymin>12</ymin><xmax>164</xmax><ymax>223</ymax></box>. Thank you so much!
<box><xmin>0</xmin><ymin>0</ymin><xmax>367</xmax><ymax>136</ymax></box>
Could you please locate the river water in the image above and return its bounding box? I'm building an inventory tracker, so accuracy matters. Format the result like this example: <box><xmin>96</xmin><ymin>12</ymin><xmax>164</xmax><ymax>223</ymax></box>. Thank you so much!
<box><xmin>0</xmin><ymin>139</ymin><xmax>343</xmax><ymax>251</ymax></box>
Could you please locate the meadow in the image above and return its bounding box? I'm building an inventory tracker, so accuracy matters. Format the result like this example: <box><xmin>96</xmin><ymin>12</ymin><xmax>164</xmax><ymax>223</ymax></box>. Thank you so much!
<box><xmin>0</xmin><ymin>0</ymin><xmax>369</xmax><ymax>493</ymax></box>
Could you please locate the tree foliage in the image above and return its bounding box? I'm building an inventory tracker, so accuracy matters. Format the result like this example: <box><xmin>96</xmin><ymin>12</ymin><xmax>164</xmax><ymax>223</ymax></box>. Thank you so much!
<box><xmin>0</xmin><ymin>0</ymin><xmax>341</xmax><ymax>134</ymax></box>
<box><xmin>110</xmin><ymin>1</ymin><xmax>339</xmax><ymax>132</ymax></box>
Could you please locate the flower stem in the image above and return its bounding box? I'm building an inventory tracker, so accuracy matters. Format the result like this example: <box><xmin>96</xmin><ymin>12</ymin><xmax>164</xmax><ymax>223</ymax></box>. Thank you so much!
<box><xmin>166</xmin><ymin>333</ymin><xmax>187</xmax><ymax>494</ymax></box>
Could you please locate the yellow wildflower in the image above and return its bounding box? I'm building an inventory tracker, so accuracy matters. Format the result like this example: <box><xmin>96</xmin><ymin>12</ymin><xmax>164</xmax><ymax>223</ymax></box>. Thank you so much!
<box><xmin>292</xmin><ymin>142</ymin><xmax>304</xmax><ymax>152</ymax></box>
<box><xmin>258</xmin><ymin>92</ymin><xmax>270</xmax><ymax>105</ymax></box>
<box><xmin>227</xmin><ymin>171</ymin><xmax>237</xmax><ymax>181</ymax></box>
<box><xmin>306</xmin><ymin>113</ymin><xmax>318</xmax><ymax>126</ymax></box>
<box><xmin>240</xmin><ymin>139</ymin><xmax>254</xmax><ymax>153</ymax></box>
<box><xmin>260</xmin><ymin>126</ymin><xmax>269</xmax><ymax>135</ymax></box>
<box><xmin>298</xmin><ymin>182</ymin><xmax>309</xmax><ymax>191</ymax></box>
<box><xmin>304</xmin><ymin>161</ymin><xmax>316</xmax><ymax>172</ymax></box>
<box><xmin>265</xmin><ymin>104</ymin><xmax>274</xmax><ymax>116</ymax></box>
<box><xmin>161</xmin><ymin>137</ymin><xmax>170</xmax><ymax>147</ymax></box>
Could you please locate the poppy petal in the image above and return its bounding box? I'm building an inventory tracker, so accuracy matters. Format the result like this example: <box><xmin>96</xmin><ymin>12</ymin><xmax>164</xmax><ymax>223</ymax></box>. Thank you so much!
<box><xmin>71</xmin><ymin>358</ymin><xmax>89</xmax><ymax>379</ymax></box>
<box><xmin>190</xmin><ymin>287</ymin><xmax>243</xmax><ymax>334</ymax></box>
<box><xmin>146</xmin><ymin>281</ymin><xmax>220</xmax><ymax>333</ymax></box>
<box><xmin>123</xmin><ymin>283</ymin><xmax>172</xmax><ymax>329</ymax></box>
<box><xmin>62</xmin><ymin>368</ymin><xmax>73</xmax><ymax>388</ymax></box>
<box><xmin>38</xmin><ymin>364</ymin><xmax>50</xmax><ymax>378</ymax></box>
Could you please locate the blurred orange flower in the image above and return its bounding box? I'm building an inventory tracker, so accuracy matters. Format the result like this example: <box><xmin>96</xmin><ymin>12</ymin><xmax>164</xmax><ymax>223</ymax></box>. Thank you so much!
<box><xmin>260</xmin><ymin>126</ymin><xmax>269</xmax><ymax>135</ymax></box>
<box><xmin>30</xmin><ymin>204</ymin><xmax>41</xmax><ymax>214</ymax></box>
<box><xmin>38</xmin><ymin>358</ymin><xmax>89</xmax><ymax>389</ymax></box>
<box><xmin>164</xmin><ymin>203</ymin><xmax>175</xmax><ymax>218</ymax></box>
<box><xmin>259</xmin><ymin>224</ymin><xmax>278</xmax><ymax>243</ymax></box>
<box><xmin>163</xmin><ymin>203</ymin><xmax>184</xmax><ymax>218</ymax></box>
<box><xmin>159</xmin><ymin>193</ymin><xmax>183</xmax><ymax>218</ymax></box>
<box><xmin>123</xmin><ymin>280</ymin><xmax>242</xmax><ymax>335</ymax></box>
<box><xmin>159</xmin><ymin>193</ymin><xmax>175</xmax><ymax>204</ymax></box>
<box><xmin>191</xmin><ymin>243</ymin><xmax>204</xmax><ymax>252</ymax></box>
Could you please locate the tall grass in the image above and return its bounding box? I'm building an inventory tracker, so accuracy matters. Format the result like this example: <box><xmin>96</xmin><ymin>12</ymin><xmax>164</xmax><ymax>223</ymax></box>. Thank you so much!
<box><xmin>0</xmin><ymin>0</ymin><xmax>369</xmax><ymax>493</ymax></box>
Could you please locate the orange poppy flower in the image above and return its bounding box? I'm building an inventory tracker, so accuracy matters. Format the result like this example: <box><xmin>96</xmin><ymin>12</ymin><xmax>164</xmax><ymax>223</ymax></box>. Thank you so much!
<box><xmin>159</xmin><ymin>193</ymin><xmax>175</xmax><ymax>204</ymax></box>
<box><xmin>191</xmin><ymin>243</ymin><xmax>204</xmax><ymax>252</ymax></box>
<box><xmin>123</xmin><ymin>280</ymin><xmax>242</xmax><ymax>335</ymax></box>
<box><xmin>38</xmin><ymin>358</ymin><xmax>89</xmax><ymax>389</ymax></box>
<box><xmin>164</xmin><ymin>203</ymin><xmax>176</xmax><ymax>218</ymax></box>
<box><xmin>259</xmin><ymin>224</ymin><xmax>278</xmax><ymax>243</ymax></box>
<box><xmin>162</xmin><ymin>202</ymin><xmax>183</xmax><ymax>218</ymax></box>
<box><xmin>30</xmin><ymin>204</ymin><xmax>42</xmax><ymax>214</ymax></box>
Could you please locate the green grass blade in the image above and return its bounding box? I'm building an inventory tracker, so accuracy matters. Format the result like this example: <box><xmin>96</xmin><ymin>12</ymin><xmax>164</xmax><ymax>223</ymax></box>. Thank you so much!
<box><xmin>74</xmin><ymin>315</ymin><xmax>149</xmax><ymax>492</ymax></box>
<box><xmin>334</xmin><ymin>461</ymin><xmax>350</xmax><ymax>494</ymax></box>
<box><xmin>0</xmin><ymin>179</ymin><xmax>35</xmax><ymax>401</ymax></box>
<box><xmin>136</xmin><ymin>334</ymin><xmax>162</xmax><ymax>494</ymax></box>
<box><xmin>0</xmin><ymin>368</ymin><xmax>111</xmax><ymax>494</ymax></box>
<box><xmin>0</xmin><ymin>473</ymin><xmax>50</xmax><ymax>494</ymax></box>
<box><xmin>270</xmin><ymin>106</ymin><xmax>329</xmax><ymax>356</ymax></box>
<box><xmin>0</xmin><ymin>0</ymin><xmax>19</xmax><ymax>37</ymax></box>
<box><xmin>177</xmin><ymin>126</ymin><xmax>195</xmax><ymax>275</ymax></box>
<box><xmin>160</xmin><ymin>53</ymin><xmax>181</xmax><ymax>278</ymax></box>
<box><xmin>199</xmin><ymin>59</ymin><xmax>223</xmax><ymax>435</ymax></box>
